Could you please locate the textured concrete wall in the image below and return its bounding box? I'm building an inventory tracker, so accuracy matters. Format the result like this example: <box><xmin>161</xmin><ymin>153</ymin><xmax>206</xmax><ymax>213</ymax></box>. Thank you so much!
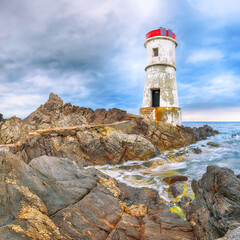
<box><xmin>140</xmin><ymin>107</ymin><xmax>182</xmax><ymax>126</ymax></box>
<box><xmin>142</xmin><ymin>65</ymin><xmax>178</xmax><ymax>107</ymax></box>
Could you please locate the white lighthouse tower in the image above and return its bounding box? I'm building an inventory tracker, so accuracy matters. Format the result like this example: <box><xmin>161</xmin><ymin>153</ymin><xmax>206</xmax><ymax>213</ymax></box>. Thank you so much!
<box><xmin>140</xmin><ymin>27</ymin><xmax>182</xmax><ymax>126</ymax></box>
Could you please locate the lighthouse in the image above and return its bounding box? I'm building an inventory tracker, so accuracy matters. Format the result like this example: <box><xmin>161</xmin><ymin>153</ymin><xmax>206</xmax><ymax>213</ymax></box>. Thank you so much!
<box><xmin>140</xmin><ymin>27</ymin><xmax>182</xmax><ymax>126</ymax></box>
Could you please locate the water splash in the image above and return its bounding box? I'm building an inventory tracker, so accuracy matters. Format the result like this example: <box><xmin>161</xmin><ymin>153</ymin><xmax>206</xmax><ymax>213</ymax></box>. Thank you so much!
<box><xmin>92</xmin><ymin>122</ymin><xmax>240</xmax><ymax>198</ymax></box>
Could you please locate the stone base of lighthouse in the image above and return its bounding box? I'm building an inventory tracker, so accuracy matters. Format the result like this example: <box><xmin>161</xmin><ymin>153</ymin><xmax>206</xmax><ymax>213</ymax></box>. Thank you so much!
<box><xmin>139</xmin><ymin>107</ymin><xmax>182</xmax><ymax>126</ymax></box>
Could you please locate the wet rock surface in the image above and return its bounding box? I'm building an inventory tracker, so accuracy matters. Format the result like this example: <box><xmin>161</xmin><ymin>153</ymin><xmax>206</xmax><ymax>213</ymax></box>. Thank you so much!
<box><xmin>193</xmin><ymin>125</ymin><xmax>219</xmax><ymax>141</ymax></box>
<box><xmin>168</xmin><ymin>181</ymin><xmax>186</xmax><ymax>198</ymax></box>
<box><xmin>0</xmin><ymin>152</ymin><xmax>195</xmax><ymax>240</ymax></box>
<box><xmin>181</xmin><ymin>125</ymin><xmax>219</xmax><ymax>142</ymax></box>
<box><xmin>185</xmin><ymin>165</ymin><xmax>240</xmax><ymax>240</ymax></box>
<box><xmin>207</xmin><ymin>142</ymin><xmax>220</xmax><ymax>147</ymax></box>
<box><xmin>163</xmin><ymin>176</ymin><xmax>188</xmax><ymax>185</ymax></box>
<box><xmin>216</xmin><ymin>227</ymin><xmax>240</xmax><ymax>240</ymax></box>
<box><xmin>192</xmin><ymin>147</ymin><xmax>202</xmax><ymax>154</ymax></box>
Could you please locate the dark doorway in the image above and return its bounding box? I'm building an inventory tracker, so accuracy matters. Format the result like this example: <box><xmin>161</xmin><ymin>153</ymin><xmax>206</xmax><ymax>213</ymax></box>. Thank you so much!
<box><xmin>152</xmin><ymin>90</ymin><xmax>160</xmax><ymax>107</ymax></box>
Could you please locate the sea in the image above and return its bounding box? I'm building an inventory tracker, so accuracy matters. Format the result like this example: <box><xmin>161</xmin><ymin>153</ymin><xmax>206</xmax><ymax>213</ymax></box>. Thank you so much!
<box><xmin>94</xmin><ymin>122</ymin><xmax>240</xmax><ymax>200</ymax></box>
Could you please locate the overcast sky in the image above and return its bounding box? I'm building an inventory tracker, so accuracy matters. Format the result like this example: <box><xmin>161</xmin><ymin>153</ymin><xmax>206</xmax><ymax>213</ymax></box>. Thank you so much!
<box><xmin>0</xmin><ymin>0</ymin><xmax>240</xmax><ymax>121</ymax></box>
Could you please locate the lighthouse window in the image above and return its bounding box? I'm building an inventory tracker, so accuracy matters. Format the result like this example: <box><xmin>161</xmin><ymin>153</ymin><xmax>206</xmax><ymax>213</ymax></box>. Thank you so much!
<box><xmin>153</xmin><ymin>48</ymin><xmax>158</xmax><ymax>56</ymax></box>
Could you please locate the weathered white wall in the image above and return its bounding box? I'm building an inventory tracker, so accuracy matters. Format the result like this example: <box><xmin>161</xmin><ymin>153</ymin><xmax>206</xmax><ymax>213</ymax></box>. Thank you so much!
<box><xmin>142</xmin><ymin>65</ymin><xmax>179</xmax><ymax>107</ymax></box>
<box><xmin>142</xmin><ymin>36</ymin><xmax>179</xmax><ymax>108</ymax></box>
<box><xmin>145</xmin><ymin>36</ymin><xmax>177</xmax><ymax>69</ymax></box>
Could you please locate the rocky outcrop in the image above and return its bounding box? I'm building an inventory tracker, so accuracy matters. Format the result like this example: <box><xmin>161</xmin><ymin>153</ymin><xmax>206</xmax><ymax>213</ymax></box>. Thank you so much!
<box><xmin>0</xmin><ymin>93</ymin><xmax>219</xmax><ymax>166</ymax></box>
<box><xmin>192</xmin><ymin>147</ymin><xmax>202</xmax><ymax>154</ymax></box>
<box><xmin>9</xmin><ymin>118</ymin><xmax>196</xmax><ymax>166</ymax></box>
<box><xmin>207</xmin><ymin>142</ymin><xmax>220</xmax><ymax>147</ymax></box>
<box><xmin>0</xmin><ymin>93</ymin><xmax>218</xmax><ymax>146</ymax></box>
<box><xmin>0</xmin><ymin>116</ymin><xmax>24</xmax><ymax>144</ymax></box>
<box><xmin>180</xmin><ymin>125</ymin><xmax>219</xmax><ymax>142</ymax></box>
<box><xmin>185</xmin><ymin>166</ymin><xmax>240</xmax><ymax>240</ymax></box>
<box><xmin>0</xmin><ymin>93</ymin><xmax>135</xmax><ymax>145</ymax></box>
<box><xmin>0</xmin><ymin>152</ymin><xmax>195</xmax><ymax>239</ymax></box>
<box><xmin>193</xmin><ymin>125</ymin><xmax>219</xmax><ymax>141</ymax></box>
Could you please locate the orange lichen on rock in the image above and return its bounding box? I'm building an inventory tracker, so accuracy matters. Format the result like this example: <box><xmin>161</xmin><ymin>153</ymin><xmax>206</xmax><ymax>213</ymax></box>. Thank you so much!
<box><xmin>17</xmin><ymin>206</ymin><xmax>61</xmax><ymax>240</ymax></box>
<box><xmin>6</xmin><ymin>178</ymin><xmax>48</xmax><ymax>214</ymax></box>
<box><xmin>124</xmin><ymin>204</ymin><xmax>148</xmax><ymax>218</ymax></box>
<box><xmin>98</xmin><ymin>175</ymin><xmax>122</xmax><ymax>198</ymax></box>
<box><xmin>98</xmin><ymin>175</ymin><xmax>148</xmax><ymax>219</ymax></box>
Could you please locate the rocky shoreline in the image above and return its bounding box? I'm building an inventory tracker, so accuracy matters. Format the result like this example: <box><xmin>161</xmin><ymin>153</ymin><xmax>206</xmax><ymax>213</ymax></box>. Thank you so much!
<box><xmin>1</xmin><ymin>93</ymin><xmax>237</xmax><ymax>240</ymax></box>
<box><xmin>0</xmin><ymin>152</ymin><xmax>239</xmax><ymax>240</ymax></box>
<box><xmin>0</xmin><ymin>93</ymin><xmax>218</xmax><ymax>167</ymax></box>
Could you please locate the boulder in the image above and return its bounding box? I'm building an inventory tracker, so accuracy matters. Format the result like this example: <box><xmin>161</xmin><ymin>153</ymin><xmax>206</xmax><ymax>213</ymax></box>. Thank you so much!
<box><xmin>231</xmin><ymin>133</ymin><xmax>240</xmax><ymax>137</ymax></box>
<box><xmin>142</xmin><ymin>161</ymin><xmax>153</xmax><ymax>168</ymax></box>
<box><xmin>0</xmin><ymin>116</ymin><xmax>23</xmax><ymax>144</ymax></box>
<box><xmin>207</xmin><ymin>142</ymin><xmax>220</xmax><ymax>147</ymax></box>
<box><xmin>179</xmin><ymin>124</ymin><xmax>219</xmax><ymax>142</ymax></box>
<box><xmin>192</xmin><ymin>125</ymin><xmax>219</xmax><ymax>141</ymax></box>
<box><xmin>192</xmin><ymin>147</ymin><xmax>202</xmax><ymax>154</ymax></box>
<box><xmin>0</xmin><ymin>152</ymin><xmax>195</xmax><ymax>239</ymax></box>
<box><xmin>168</xmin><ymin>181</ymin><xmax>185</xmax><ymax>198</ymax></box>
<box><xmin>185</xmin><ymin>165</ymin><xmax>240</xmax><ymax>240</ymax></box>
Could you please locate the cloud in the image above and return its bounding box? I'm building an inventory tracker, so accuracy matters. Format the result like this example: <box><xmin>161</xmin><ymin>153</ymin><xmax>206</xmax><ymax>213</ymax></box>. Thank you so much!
<box><xmin>183</xmin><ymin>107</ymin><xmax>240</xmax><ymax>121</ymax></box>
<box><xmin>179</xmin><ymin>73</ymin><xmax>240</xmax><ymax>109</ymax></box>
<box><xmin>0</xmin><ymin>70</ymin><xmax>96</xmax><ymax>117</ymax></box>
<box><xmin>187</xmin><ymin>0</ymin><xmax>240</xmax><ymax>21</ymax></box>
<box><xmin>1</xmin><ymin>0</ymin><xmax>240</xmax><ymax>121</ymax></box>
<box><xmin>186</xmin><ymin>49</ymin><xmax>223</xmax><ymax>63</ymax></box>
<box><xmin>0</xmin><ymin>0</ymin><xmax>178</xmax><ymax>118</ymax></box>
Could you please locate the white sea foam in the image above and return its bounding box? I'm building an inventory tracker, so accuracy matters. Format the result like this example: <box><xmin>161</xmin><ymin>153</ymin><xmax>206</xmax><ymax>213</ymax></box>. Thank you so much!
<box><xmin>92</xmin><ymin>122</ymin><xmax>240</xmax><ymax>197</ymax></box>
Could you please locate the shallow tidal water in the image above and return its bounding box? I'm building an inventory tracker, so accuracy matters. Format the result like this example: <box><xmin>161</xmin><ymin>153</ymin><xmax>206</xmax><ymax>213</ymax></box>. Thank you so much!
<box><xmin>93</xmin><ymin>122</ymin><xmax>240</xmax><ymax>200</ymax></box>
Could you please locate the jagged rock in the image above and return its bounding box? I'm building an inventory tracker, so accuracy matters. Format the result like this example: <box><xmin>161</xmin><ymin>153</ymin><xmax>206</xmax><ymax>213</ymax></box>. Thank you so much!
<box><xmin>0</xmin><ymin>116</ymin><xmax>23</xmax><ymax>144</ymax></box>
<box><xmin>10</xmin><ymin>124</ymin><xmax>158</xmax><ymax>166</ymax></box>
<box><xmin>0</xmin><ymin>93</ymin><xmax>135</xmax><ymax>145</ymax></box>
<box><xmin>168</xmin><ymin>181</ymin><xmax>185</xmax><ymax>198</ymax></box>
<box><xmin>0</xmin><ymin>93</ymin><xmax>218</xmax><ymax>167</ymax></box>
<box><xmin>216</xmin><ymin>228</ymin><xmax>240</xmax><ymax>240</ymax></box>
<box><xmin>178</xmin><ymin>195</ymin><xmax>192</xmax><ymax>209</ymax></box>
<box><xmin>142</xmin><ymin>161</ymin><xmax>153</xmax><ymax>168</ymax></box>
<box><xmin>185</xmin><ymin>165</ymin><xmax>240</xmax><ymax>240</ymax></box>
<box><xmin>207</xmin><ymin>141</ymin><xmax>220</xmax><ymax>147</ymax></box>
<box><xmin>231</xmin><ymin>133</ymin><xmax>240</xmax><ymax>137</ymax></box>
<box><xmin>192</xmin><ymin>147</ymin><xmax>202</xmax><ymax>154</ymax></box>
<box><xmin>0</xmin><ymin>152</ymin><xmax>195</xmax><ymax>239</ymax></box>
<box><xmin>8</xmin><ymin>117</ymin><xmax>197</xmax><ymax>166</ymax></box>
<box><xmin>178</xmin><ymin>124</ymin><xmax>219</xmax><ymax>144</ymax></box>
<box><xmin>191</xmin><ymin>125</ymin><xmax>219</xmax><ymax>141</ymax></box>
<box><xmin>92</xmin><ymin>108</ymin><xmax>130</xmax><ymax>124</ymax></box>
